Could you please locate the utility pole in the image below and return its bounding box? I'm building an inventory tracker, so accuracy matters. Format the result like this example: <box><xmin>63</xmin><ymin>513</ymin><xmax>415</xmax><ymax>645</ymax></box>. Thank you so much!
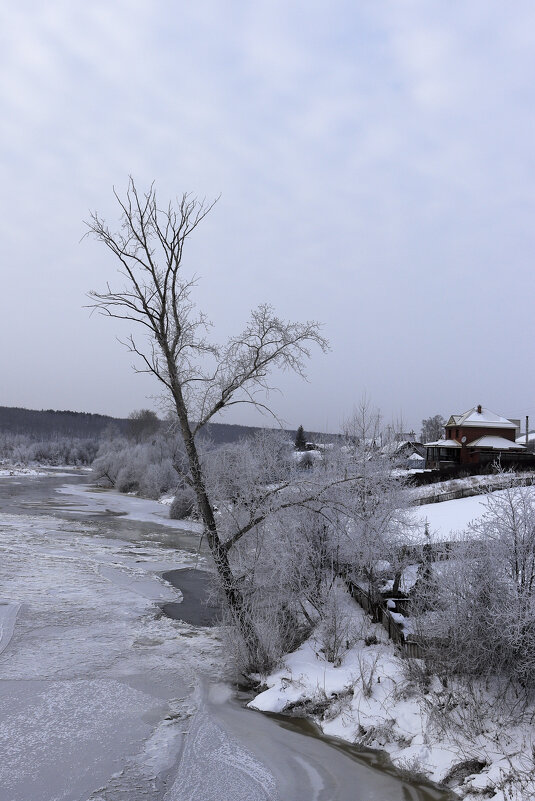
<box><xmin>526</xmin><ymin>415</ymin><xmax>529</xmax><ymax>447</ymax></box>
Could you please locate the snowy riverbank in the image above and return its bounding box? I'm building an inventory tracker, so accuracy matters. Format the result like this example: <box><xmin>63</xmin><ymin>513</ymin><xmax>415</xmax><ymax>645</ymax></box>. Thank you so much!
<box><xmin>249</xmin><ymin>587</ymin><xmax>535</xmax><ymax>800</ymax></box>
<box><xmin>0</xmin><ymin>464</ymin><xmax>93</xmax><ymax>478</ymax></box>
<box><xmin>55</xmin><ymin>482</ymin><xmax>203</xmax><ymax>532</ymax></box>
<box><xmin>0</xmin><ymin>466</ymin><xmax>49</xmax><ymax>477</ymax></box>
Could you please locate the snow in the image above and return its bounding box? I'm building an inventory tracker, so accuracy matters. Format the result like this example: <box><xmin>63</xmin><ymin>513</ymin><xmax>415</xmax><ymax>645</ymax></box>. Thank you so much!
<box><xmin>0</xmin><ymin>464</ymin><xmax>89</xmax><ymax>478</ymax></box>
<box><xmin>399</xmin><ymin>563</ymin><xmax>419</xmax><ymax>592</ymax></box>
<box><xmin>159</xmin><ymin>494</ymin><xmax>175</xmax><ymax>505</ymax></box>
<box><xmin>466</xmin><ymin>435</ymin><xmax>525</xmax><ymax>450</ymax></box>
<box><xmin>410</xmin><ymin>471</ymin><xmax>535</xmax><ymax>503</ymax></box>
<box><xmin>411</xmin><ymin>495</ymin><xmax>486</xmax><ymax>541</ymax></box>
<box><xmin>250</xmin><ymin>585</ymin><xmax>535</xmax><ymax>800</ymax></box>
<box><xmin>56</xmin><ymin>483</ymin><xmax>203</xmax><ymax>532</ymax></box>
<box><xmin>423</xmin><ymin>439</ymin><xmax>461</xmax><ymax>447</ymax></box>
<box><xmin>410</xmin><ymin>486</ymin><xmax>535</xmax><ymax>543</ymax></box>
<box><xmin>516</xmin><ymin>431</ymin><xmax>535</xmax><ymax>443</ymax></box>
<box><xmin>452</xmin><ymin>406</ymin><xmax>516</xmax><ymax>428</ymax></box>
<box><xmin>0</xmin><ymin>467</ymin><xmax>47</xmax><ymax>477</ymax></box>
<box><xmin>250</xmin><ymin>605</ymin><xmax>439</xmax><ymax>768</ymax></box>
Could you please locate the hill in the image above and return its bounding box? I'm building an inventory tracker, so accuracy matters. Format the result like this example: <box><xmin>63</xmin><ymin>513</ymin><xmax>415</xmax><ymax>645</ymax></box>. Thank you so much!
<box><xmin>0</xmin><ymin>406</ymin><xmax>331</xmax><ymax>445</ymax></box>
<box><xmin>0</xmin><ymin>406</ymin><xmax>129</xmax><ymax>438</ymax></box>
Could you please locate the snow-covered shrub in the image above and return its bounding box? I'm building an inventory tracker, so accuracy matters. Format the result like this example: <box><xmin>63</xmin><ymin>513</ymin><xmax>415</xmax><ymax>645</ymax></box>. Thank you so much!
<box><xmin>205</xmin><ymin>415</ymin><xmax>411</xmax><ymax>673</ymax></box>
<box><xmin>317</xmin><ymin>587</ymin><xmax>354</xmax><ymax>666</ymax></box>
<box><xmin>340</xmin><ymin>401</ymin><xmax>413</xmax><ymax>593</ymax></box>
<box><xmin>139</xmin><ymin>458</ymin><xmax>178</xmax><ymax>499</ymax></box>
<box><xmin>115</xmin><ymin>464</ymin><xmax>140</xmax><ymax>493</ymax></box>
<box><xmin>393</xmin><ymin>755</ymin><xmax>430</xmax><ymax>782</ymax></box>
<box><xmin>169</xmin><ymin>487</ymin><xmax>197</xmax><ymax>520</ymax></box>
<box><xmin>411</xmin><ymin>482</ymin><xmax>535</xmax><ymax>702</ymax></box>
<box><xmin>90</xmin><ymin>433</ymin><xmax>185</xmax><ymax>501</ymax></box>
<box><xmin>220</xmin><ymin>586</ymin><xmax>305</xmax><ymax>675</ymax></box>
<box><xmin>357</xmin><ymin>719</ymin><xmax>396</xmax><ymax>747</ymax></box>
<box><xmin>91</xmin><ymin>449</ymin><xmax>122</xmax><ymax>486</ymax></box>
<box><xmin>356</xmin><ymin>653</ymin><xmax>379</xmax><ymax>698</ymax></box>
<box><xmin>0</xmin><ymin>432</ymin><xmax>99</xmax><ymax>466</ymax></box>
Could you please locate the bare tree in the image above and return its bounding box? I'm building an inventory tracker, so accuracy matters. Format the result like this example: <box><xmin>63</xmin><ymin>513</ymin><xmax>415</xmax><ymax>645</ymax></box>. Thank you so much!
<box><xmin>420</xmin><ymin>414</ymin><xmax>445</xmax><ymax>443</ymax></box>
<box><xmin>85</xmin><ymin>178</ymin><xmax>328</xmax><ymax>668</ymax></box>
<box><xmin>342</xmin><ymin>400</ymin><xmax>411</xmax><ymax>595</ymax></box>
<box><xmin>471</xmin><ymin>480</ymin><xmax>535</xmax><ymax>598</ymax></box>
<box><xmin>127</xmin><ymin>408</ymin><xmax>161</xmax><ymax>442</ymax></box>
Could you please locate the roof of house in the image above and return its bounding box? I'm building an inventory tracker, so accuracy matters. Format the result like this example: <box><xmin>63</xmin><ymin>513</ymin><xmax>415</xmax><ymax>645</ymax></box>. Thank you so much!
<box><xmin>445</xmin><ymin>406</ymin><xmax>516</xmax><ymax>430</ymax></box>
<box><xmin>381</xmin><ymin>440</ymin><xmax>422</xmax><ymax>455</ymax></box>
<box><xmin>425</xmin><ymin>439</ymin><xmax>462</xmax><ymax>448</ymax></box>
<box><xmin>516</xmin><ymin>431</ymin><xmax>535</xmax><ymax>444</ymax></box>
<box><xmin>467</xmin><ymin>435</ymin><xmax>525</xmax><ymax>450</ymax></box>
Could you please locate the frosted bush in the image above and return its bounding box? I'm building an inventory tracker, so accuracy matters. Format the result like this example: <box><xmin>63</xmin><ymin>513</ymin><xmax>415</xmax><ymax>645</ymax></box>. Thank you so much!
<box><xmin>169</xmin><ymin>488</ymin><xmax>197</xmax><ymax>520</ymax></box>
<box><xmin>115</xmin><ymin>464</ymin><xmax>140</xmax><ymax>493</ymax></box>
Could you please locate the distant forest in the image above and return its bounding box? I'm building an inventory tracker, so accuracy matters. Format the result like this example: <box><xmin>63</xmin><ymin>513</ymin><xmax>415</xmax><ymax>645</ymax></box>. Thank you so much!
<box><xmin>0</xmin><ymin>406</ymin><xmax>328</xmax><ymax>446</ymax></box>
<box><xmin>0</xmin><ymin>406</ymin><xmax>129</xmax><ymax>438</ymax></box>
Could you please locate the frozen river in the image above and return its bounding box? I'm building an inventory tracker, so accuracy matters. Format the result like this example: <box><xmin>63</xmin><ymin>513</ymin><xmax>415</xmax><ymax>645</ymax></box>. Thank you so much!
<box><xmin>0</xmin><ymin>471</ymin><xmax>450</xmax><ymax>800</ymax></box>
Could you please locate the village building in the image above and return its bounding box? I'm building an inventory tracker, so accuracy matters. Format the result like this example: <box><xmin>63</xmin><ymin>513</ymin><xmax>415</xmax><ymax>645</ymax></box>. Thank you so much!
<box><xmin>425</xmin><ymin>404</ymin><xmax>526</xmax><ymax>468</ymax></box>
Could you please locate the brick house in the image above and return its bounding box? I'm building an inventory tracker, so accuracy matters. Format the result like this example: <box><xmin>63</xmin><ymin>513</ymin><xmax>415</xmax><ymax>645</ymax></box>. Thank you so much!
<box><xmin>425</xmin><ymin>404</ymin><xmax>525</xmax><ymax>468</ymax></box>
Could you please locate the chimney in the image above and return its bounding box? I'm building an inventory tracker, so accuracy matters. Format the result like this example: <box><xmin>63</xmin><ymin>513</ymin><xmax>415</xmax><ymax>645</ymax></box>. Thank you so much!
<box><xmin>477</xmin><ymin>404</ymin><xmax>482</xmax><ymax>414</ymax></box>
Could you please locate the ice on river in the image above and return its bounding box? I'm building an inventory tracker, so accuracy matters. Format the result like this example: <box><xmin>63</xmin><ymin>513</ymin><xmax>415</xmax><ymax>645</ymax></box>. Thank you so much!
<box><xmin>0</xmin><ymin>511</ymin><xmax>221</xmax><ymax>801</ymax></box>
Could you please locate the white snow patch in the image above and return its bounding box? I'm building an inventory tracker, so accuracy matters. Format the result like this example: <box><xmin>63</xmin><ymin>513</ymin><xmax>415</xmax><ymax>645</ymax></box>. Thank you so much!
<box><xmin>411</xmin><ymin>485</ymin><xmax>535</xmax><ymax>543</ymax></box>
<box><xmin>0</xmin><ymin>467</ymin><xmax>47</xmax><ymax>477</ymax></box>
<box><xmin>56</xmin><ymin>483</ymin><xmax>203</xmax><ymax>532</ymax></box>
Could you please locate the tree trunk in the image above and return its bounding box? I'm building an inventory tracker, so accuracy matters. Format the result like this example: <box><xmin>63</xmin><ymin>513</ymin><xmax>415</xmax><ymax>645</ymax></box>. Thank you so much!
<box><xmin>166</xmin><ymin>361</ymin><xmax>268</xmax><ymax>667</ymax></box>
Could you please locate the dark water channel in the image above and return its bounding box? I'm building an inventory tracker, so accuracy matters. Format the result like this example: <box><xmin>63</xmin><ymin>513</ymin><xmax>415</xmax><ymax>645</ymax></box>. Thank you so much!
<box><xmin>255</xmin><ymin>711</ymin><xmax>453</xmax><ymax>801</ymax></box>
<box><xmin>0</xmin><ymin>471</ymin><xmax>454</xmax><ymax>800</ymax></box>
<box><xmin>161</xmin><ymin>568</ymin><xmax>220</xmax><ymax>626</ymax></box>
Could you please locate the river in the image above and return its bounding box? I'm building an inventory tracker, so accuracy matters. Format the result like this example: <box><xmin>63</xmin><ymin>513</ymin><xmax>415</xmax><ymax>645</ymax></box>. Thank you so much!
<box><xmin>0</xmin><ymin>470</ymin><xmax>452</xmax><ymax>800</ymax></box>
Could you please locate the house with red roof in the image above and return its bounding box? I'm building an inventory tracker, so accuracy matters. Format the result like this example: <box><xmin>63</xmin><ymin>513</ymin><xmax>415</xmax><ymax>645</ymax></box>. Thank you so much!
<box><xmin>425</xmin><ymin>404</ymin><xmax>525</xmax><ymax>468</ymax></box>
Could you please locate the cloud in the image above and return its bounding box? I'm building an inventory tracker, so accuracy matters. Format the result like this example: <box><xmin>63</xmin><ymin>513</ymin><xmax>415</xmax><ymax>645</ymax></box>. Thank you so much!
<box><xmin>1</xmin><ymin>1</ymin><xmax>534</xmax><ymax>429</ymax></box>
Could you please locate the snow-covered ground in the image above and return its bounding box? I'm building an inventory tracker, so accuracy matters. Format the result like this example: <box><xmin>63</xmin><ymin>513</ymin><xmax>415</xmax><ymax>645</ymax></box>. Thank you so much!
<box><xmin>0</xmin><ymin>466</ymin><xmax>48</xmax><ymax>477</ymax></box>
<box><xmin>410</xmin><ymin>485</ymin><xmax>535</xmax><ymax>543</ymax></box>
<box><xmin>0</xmin><ymin>464</ymin><xmax>93</xmax><ymax>478</ymax></box>
<box><xmin>250</xmin><ymin>587</ymin><xmax>535</xmax><ymax>800</ymax></box>
<box><xmin>411</xmin><ymin>493</ymin><xmax>489</xmax><ymax>543</ymax></box>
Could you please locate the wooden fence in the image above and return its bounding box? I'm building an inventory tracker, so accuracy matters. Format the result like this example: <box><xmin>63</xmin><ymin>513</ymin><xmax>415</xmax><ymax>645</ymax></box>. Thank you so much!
<box><xmin>344</xmin><ymin>578</ymin><xmax>424</xmax><ymax>659</ymax></box>
<box><xmin>411</xmin><ymin>472</ymin><xmax>535</xmax><ymax>507</ymax></box>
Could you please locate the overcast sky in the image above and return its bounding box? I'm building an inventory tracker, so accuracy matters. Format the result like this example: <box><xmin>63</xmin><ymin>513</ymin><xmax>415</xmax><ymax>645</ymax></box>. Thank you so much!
<box><xmin>1</xmin><ymin>1</ymin><xmax>535</xmax><ymax>434</ymax></box>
